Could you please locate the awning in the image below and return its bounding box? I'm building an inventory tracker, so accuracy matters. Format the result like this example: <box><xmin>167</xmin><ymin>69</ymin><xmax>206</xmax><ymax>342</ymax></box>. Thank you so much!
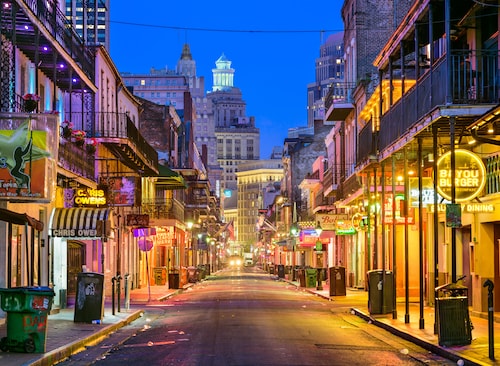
<box><xmin>153</xmin><ymin>165</ymin><xmax>187</xmax><ymax>190</ymax></box>
<box><xmin>0</xmin><ymin>208</ymin><xmax>44</xmax><ymax>231</ymax></box>
<box><xmin>50</xmin><ymin>208</ymin><xmax>113</xmax><ymax>239</ymax></box>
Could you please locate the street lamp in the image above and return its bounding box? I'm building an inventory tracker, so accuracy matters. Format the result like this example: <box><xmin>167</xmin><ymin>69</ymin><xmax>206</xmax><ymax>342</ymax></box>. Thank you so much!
<box><xmin>315</xmin><ymin>221</ymin><xmax>323</xmax><ymax>291</ymax></box>
<box><xmin>186</xmin><ymin>221</ymin><xmax>194</xmax><ymax>266</ymax></box>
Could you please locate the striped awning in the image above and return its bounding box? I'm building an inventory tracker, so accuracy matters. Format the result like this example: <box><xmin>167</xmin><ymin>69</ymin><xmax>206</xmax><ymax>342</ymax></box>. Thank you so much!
<box><xmin>50</xmin><ymin>208</ymin><xmax>113</xmax><ymax>239</ymax></box>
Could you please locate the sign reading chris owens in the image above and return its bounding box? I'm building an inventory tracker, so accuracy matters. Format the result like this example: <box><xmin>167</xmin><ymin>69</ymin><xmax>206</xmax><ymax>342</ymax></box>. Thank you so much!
<box><xmin>435</xmin><ymin>149</ymin><xmax>486</xmax><ymax>203</ymax></box>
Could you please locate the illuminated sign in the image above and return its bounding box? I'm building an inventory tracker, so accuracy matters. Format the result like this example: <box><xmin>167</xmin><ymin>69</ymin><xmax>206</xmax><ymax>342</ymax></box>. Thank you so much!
<box><xmin>74</xmin><ymin>188</ymin><xmax>106</xmax><ymax>206</ymax></box>
<box><xmin>436</xmin><ymin>149</ymin><xmax>486</xmax><ymax>202</ymax></box>
<box><xmin>429</xmin><ymin>203</ymin><xmax>495</xmax><ymax>213</ymax></box>
<box><xmin>0</xmin><ymin>122</ymin><xmax>54</xmax><ymax>201</ymax></box>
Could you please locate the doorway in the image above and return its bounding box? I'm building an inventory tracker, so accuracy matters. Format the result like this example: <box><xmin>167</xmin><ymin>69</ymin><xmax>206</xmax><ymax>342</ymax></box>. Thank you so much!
<box><xmin>67</xmin><ymin>241</ymin><xmax>85</xmax><ymax>306</ymax></box>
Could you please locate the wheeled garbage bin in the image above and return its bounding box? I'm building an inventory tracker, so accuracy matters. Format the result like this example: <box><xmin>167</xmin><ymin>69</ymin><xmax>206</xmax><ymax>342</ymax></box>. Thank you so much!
<box><xmin>0</xmin><ymin>286</ymin><xmax>55</xmax><ymax>353</ymax></box>
<box><xmin>435</xmin><ymin>280</ymin><xmax>472</xmax><ymax>346</ymax></box>
<box><xmin>74</xmin><ymin>272</ymin><xmax>104</xmax><ymax>324</ymax></box>
<box><xmin>367</xmin><ymin>270</ymin><xmax>394</xmax><ymax>315</ymax></box>
<box><xmin>305</xmin><ymin>269</ymin><xmax>317</xmax><ymax>288</ymax></box>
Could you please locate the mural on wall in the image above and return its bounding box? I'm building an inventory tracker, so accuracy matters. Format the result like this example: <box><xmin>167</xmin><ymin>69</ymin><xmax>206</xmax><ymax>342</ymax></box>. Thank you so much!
<box><xmin>0</xmin><ymin>119</ymin><xmax>52</xmax><ymax>200</ymax></box>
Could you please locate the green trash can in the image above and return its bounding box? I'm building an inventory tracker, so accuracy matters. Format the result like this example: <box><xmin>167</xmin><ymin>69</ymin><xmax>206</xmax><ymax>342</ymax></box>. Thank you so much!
<box><xmin>0</xmin><ymin>286</ymin><xmax>55</xmax><ymax>353</ymax></box>
<box><xmin>435</xmin><ymin>281</ymin><xmax>472</xmax><ymax>346</ymax></box>
<box><xmin>305</xmin><ymin>269</ymin><xmax>317</xmax><ymax>288</ymax></box>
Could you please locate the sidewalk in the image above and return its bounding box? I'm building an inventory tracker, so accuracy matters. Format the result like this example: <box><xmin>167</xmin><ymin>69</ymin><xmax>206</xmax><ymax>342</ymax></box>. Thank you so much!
<box><xmin>0</xmin><ymin>274</ymin><xmax>499</xmax><ymax>366</ymax></box>
<box><xmin>0</xmin><ymin>284</ymin><xmax>185</xmax><ymax>366</ymax></box>
<box><xmin>283</xmin><ymin>277</ymin><xmax>499</xmax><ymax>366</ymax></box>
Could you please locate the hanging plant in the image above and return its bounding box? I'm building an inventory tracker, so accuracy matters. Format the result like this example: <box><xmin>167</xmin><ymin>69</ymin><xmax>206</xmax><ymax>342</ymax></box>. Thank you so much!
<box><xmin>22</xmin><ymin>93</ymin><xmax>40</xmax><ymax>112</ymax></box>
<box><xmin>72</xmin><ymin>129</ymin><xmax>86</xmax><ymax>147</ymax></box>
<box><xmin>61</xmin><ymin>120</ymin><xmax>73</xmax><ymax>139</ymax></box>
<box><xmin>86</xmin><ymin>138</ymin><xmax>97</xmax><ymax>154</ymax></box>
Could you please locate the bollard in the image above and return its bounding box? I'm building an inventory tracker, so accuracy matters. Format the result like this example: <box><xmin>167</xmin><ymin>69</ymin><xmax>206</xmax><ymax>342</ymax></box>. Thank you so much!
<box><xmin>111</xmin><ymin>277</ymin><xmax>117</xmax><ymax>316</ymax></box>
<box><xmin>124</xmin><ymin>273</ymin><xmax>131</xmax><ymax>311</ymax></box>
<box><xmin>483</xmin><ymin>279</ymin><xmax>495</xmax><ymax>361</ymax></box>
<box><xmin>116</xmin><ymin>275</ymin><xmax>122</xmax><ymax>312</ymax></box>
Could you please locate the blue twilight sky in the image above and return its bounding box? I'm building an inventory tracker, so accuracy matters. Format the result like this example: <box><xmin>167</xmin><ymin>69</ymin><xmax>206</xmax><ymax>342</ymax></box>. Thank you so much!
<box><xmin>109</xmin><ymin>1</ymin><xmax>344</xmax><ymax>159</ymax></box>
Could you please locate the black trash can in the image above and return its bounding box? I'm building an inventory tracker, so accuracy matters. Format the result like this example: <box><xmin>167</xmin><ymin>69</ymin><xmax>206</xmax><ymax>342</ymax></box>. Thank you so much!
<box><xmin>168</xmin><ymin>273</ymin><xmax>180</xmax><ymax>289</ymax></box>
<box><xmin>329</xmin><ymin>266</ymin><xmax>346</xmax><ymax>296</ymax></box>
<box><xmin>74</xmin><ymin>272</ymin><xmax>104</xmax><ymax>323</ymax></box>
<box><xmin>277</xmin><ymin>264</ymin><xmax>285</xmax><ymax>278</ymax></box>
<box><xmin>367</xmin><ymin>270</ymin><xmax>394</xmax><ymax>315</ymax></box>
<box><xmin>435</xmin><ymin>281</ymin><xmax>472</xmax><ymax>346</ymax></box>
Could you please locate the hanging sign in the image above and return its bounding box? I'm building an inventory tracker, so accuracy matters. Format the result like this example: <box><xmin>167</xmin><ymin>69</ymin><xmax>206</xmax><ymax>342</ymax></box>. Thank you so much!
<box><xmin>138</xmin><ymin>238</ymin><xmax>154</xmax><ymax>252</ymax></box>
<box><xmin>436</xmin><ymin>149</ymin><xmax>486</xmax><ymax>202</ymax></box>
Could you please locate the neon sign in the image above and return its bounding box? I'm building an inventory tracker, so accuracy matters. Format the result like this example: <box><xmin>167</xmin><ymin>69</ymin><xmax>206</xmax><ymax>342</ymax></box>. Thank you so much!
<box><xmin>436</xmin><ymin>149</ymin><xmax>486</xmax><ymax>202</ymax></box>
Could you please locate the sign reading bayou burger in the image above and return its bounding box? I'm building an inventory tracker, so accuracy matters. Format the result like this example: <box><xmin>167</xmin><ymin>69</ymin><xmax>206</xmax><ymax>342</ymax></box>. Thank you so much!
<box><xmin>435</xmin><ymin>149</ymin><xmax>486</xmax><ymax>202</ymax></box>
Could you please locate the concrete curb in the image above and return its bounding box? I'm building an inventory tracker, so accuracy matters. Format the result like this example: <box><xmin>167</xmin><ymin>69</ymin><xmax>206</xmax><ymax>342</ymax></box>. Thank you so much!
<box><xmin>351</xmin><ymin>308</ymin><xmax>484</xmax><ymax>366</ymax></box>
<box><xmin>29</xmin><ymin>309</ymin><xmax>144</xmax><ymax>366</ymax></box>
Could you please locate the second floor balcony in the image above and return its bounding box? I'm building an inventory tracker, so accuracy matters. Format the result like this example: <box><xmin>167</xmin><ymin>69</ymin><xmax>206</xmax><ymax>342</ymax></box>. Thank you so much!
<box><xmin>324</xmin><ymin>82</ymin><xmax>357</xmax><ymax>121</ymax></box>
<box><xmin>66</xmin><ymin>111</ymin><xmax>158</xmax><ymax>175</ymax></box>
<box><xmin>378</xmin><ymin>51</ymin><xmax>498</xmax><ymax>154</ymax></box>
<box><xmin>141</xmin><ymin>197</ymin><xmax>184</xmax><ymax>222</ymax></box>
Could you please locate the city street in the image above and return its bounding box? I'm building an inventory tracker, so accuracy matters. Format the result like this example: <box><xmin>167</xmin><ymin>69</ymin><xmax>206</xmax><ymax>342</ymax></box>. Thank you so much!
<box><xmin>57</xmin><ymin>267</ymin><xmax>454</xmax><ymax>366</ymax></box>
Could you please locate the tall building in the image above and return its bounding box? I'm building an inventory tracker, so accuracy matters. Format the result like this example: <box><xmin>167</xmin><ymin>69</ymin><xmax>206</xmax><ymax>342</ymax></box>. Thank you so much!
<box><xmin>236</xmin><ymin>160</ymin><xmax>283</xmax><ymax>251</ymax></box>
<box><xmin>207</xmin><ymin>53</ymin><xmax>260</xmax><ymax>191</ymax></box>
<box><xmin>120</xmin><ymin>45</ymin><xmax>223</xmax><ymax>190</ymax></box>
<box><xmin>307</xmin><ymin>32</ymin><xmax>344</xmax><ymax>127</ymax></box>
<box><xmin>65</xmin><ymin>0</ymin><xmax>110</xmax><ymax>48</ymax></box>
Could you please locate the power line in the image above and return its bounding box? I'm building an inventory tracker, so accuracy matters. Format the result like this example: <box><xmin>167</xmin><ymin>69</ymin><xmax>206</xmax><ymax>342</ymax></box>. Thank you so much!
<box><xmin>110</xmin><ymin>20</ymin><xmax>341</xmax><ymax>34</ymax></box>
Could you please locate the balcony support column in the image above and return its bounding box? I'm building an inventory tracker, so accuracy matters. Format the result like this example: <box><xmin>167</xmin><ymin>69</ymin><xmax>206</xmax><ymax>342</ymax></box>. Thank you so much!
<box><xmin>450</xmin><ymin>116</ymin><xmax>457</xmax><ymax>282</ymax></box>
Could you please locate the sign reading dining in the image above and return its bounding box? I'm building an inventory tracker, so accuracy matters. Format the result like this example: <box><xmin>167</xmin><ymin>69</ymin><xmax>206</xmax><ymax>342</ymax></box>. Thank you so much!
<box><xmin>436</xmin><ymin>149</ymin><xmax>486</xmax><ymax>202</ymax></box>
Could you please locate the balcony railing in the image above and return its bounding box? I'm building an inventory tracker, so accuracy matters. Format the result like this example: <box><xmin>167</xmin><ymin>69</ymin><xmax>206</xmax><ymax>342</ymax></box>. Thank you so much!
<box><xmin>378</xmin><ymin>50</ymin><xmax>499</xmax><ymax>152</ymax></box>
<box><xmin>357</xmin><ymin>120</ymin><xmax>375</xmax><ymax>164</ymax></box>
<box><xmin>58</xmin><ymin>139</ymin><xmax>95</xmax><ymax>181</ymax></box>
<box><xmin>66</xmin><ymin>111</ymin><xmax>158</xmax><ymax>172</ymax></box>
<box><xmin>142</xmin><ymin>197</ymin><xmax>185</xmax><ymax>222</ymax></box>
<box><xmin>324</xmin><ymin>82</ymin><xmax>357</xmax><ymax>111</ymax></box>
<box><xmin>21</xmin><ymin>0</ymin><xmax>95</xmax><ymax>80</ymax></box>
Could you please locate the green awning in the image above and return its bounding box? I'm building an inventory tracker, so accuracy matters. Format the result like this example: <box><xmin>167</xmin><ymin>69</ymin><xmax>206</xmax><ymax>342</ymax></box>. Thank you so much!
<box><xmin>156</xmin><ymin>165</ymin><xmax>187</xmax><ymax>190</ymax></box>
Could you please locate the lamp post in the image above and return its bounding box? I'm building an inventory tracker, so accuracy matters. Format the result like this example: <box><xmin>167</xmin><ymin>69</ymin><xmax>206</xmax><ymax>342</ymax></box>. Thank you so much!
<box><xmin>315</xmin><ymin>221</ymin><xmax>323</xmax><ymax>291</ymax></box>
<box><xmin>186</xmin><ymin>221</ymin><xmax>194</xmax><ymax>267</ymax></box>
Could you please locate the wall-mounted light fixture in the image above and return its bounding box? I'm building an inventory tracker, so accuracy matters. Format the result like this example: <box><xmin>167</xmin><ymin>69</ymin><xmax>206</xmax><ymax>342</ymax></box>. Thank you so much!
<box><xmin>315</xmin><ymin>221</ymin><xmax>323</xmax><ymax>236</ymax></box>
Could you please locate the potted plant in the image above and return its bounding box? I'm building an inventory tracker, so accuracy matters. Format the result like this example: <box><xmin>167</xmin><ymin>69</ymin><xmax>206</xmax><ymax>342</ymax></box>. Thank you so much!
<box><xmin>72</xmin><ymin>129</ymin><xmax>86</xmax><ymax>147</ymax></box>
<box><xmin>22</xmin><ymin>93</ymin><xmax>40</xmax><ymax>112</ymax></box>
<box><xmin>61</xmin><ymin>120</ymin><xmax>73</xmax><ymax>139</ymax></box>
<box><xmin>86</xmin><ymin>137</ymin><xmax>97</xmax><ymax>154</ymax></box>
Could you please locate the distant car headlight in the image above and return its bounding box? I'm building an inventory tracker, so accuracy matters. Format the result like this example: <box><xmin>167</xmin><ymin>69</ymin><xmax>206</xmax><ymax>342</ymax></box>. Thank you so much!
<box><xmin>230</xmin><ymin>259</ymin><xmax>235</xmax><ymax>266</ymax></box>
<box><xmin>236</xmin><ymin>259</ymin><xmax>242</xmax><ymax>266</ymax></box>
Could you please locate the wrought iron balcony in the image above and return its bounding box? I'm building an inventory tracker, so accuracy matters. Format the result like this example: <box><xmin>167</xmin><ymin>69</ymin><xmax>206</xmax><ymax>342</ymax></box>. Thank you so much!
<box><xmin>378</xmin><ymin>50</ymin><xmax>499</xmax><ymax>153</ymax></box>
<box><xmin>141</xmin><ymin>197</ymin><xmax>185</xmax><ymax>222</ymax></box>
<box><xmin>324</xmin><ymin>82</ymin><xmax>357</xmax><ymax>121</ymax></box>
<box><xmin>66</xmin><ymin>111</ymin><xmax>158</xmax><ymax>175</ymax></box>
<box><xmin>58</xmin><ymin>137</ymin><xmax>95</xmax><ymax>181</ymax></box>
<box><xmin>1</xmin><ymin>0</ymin><xmax>95</xmax><ymax>94</ymax></box>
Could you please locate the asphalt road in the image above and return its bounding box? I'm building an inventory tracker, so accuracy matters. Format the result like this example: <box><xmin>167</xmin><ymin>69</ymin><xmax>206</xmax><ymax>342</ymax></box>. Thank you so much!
<box><xmin>57</xmin><ymin>267</ymin><xmax>455</xmax><ymax>366</ymax></box>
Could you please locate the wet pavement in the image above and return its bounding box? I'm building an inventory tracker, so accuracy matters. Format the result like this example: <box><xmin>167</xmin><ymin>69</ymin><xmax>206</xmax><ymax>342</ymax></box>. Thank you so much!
<box><xmin>0</xmin><ymin>271</ymin><xmax>498</xmax><ymax>366</ymax></box>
